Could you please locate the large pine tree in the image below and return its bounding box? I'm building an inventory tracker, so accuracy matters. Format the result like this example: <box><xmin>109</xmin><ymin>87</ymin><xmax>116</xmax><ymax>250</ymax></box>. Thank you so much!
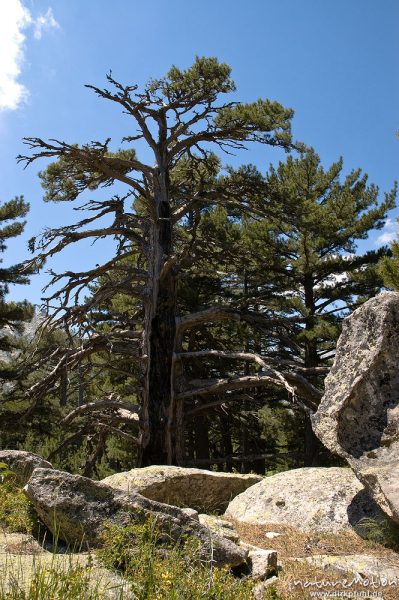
<box><xmin>19</xmin><ymin>57</ymin><xmax>295</xmax><ymax>466</ymax></box>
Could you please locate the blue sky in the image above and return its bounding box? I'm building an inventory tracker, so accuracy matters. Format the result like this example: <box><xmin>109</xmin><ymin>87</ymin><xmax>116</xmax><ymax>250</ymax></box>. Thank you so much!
<box><xmin>1</xmin><ymin>0</ymin><xmax>398</xmax><ymax>305</ymax></box>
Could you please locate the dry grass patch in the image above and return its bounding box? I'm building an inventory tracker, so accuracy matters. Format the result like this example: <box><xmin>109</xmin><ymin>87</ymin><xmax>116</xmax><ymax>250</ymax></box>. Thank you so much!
<box><xmin>265</xmin><ymin>558</ymin><xmax>399</xmax><ymax>600</ymax></box>
<box><xmin>230</xmin><ymin>520</ymin><xmax>399</xmax><ymax>599</ymax></box>
<box><xmin>231</xmin><ymin>520</ymin><xmax>398</xmax><ymax>560</ymax></box>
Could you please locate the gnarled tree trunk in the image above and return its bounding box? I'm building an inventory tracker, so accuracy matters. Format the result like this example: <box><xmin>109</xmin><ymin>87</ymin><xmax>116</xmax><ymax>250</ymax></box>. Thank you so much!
<box><xmin>138</xmin><ymin>162</ymin><xmax>179</xmax><ymax>466</ymax></box>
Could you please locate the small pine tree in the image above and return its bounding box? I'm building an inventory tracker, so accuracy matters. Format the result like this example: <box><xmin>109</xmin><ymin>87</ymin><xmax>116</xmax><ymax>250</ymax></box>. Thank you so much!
<box><xmin>378</xmin><ymin>236</ymin><xmax>399</xmax><ymax>290</ymax></box>
<box><xmin>0</xmin><ymin>196</ymin><xmax>34</xmax><ymax>380</ymax></box>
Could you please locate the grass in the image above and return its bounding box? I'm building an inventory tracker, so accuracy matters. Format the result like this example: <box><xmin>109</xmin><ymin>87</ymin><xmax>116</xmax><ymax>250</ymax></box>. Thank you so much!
<box><xmin>0</xmin><ymin>556</ymin><xmax>106</xmax><ymax>600</ymax></box>
<box><xmin>97</xmin><ymin>518</ymin><xmax>254</xmax><ymax>600</ymax></box>
<box><xmin>354</xmin><ymin>514</ymin><xmax>399</xmax><ymax>551</ymax></box>
<box><xmin>0</xmin><ymin>479</ymin><xmax>38</xmax><ymax>536</ymax></box>
<box><xmin>0</xmin><ymin>520</ymin><xmax>255</xmax><ymax>599</ymax></box>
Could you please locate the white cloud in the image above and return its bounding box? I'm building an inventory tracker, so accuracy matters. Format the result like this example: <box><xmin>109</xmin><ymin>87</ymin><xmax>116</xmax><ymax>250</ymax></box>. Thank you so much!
<box><xmin>0</xmin><ymin>1</ymin><xmax>60</xmax><ymax>112</ymax></box>
<box><xmin>0</xmin><ymin>0</ymin><xmax>32</xmax><ymax>110</ymax></box>
<box><xmin>323</xmin><ymin>272</ymin><xmax>349</xmax><ymax>288</ymax></box>
<box><xmin>33</xmin><ymin>7</ymin><xmax>59</xmax><ymax>40</ymax></box>
<box><xmin>378</xmin><ymin>232</ymin><xmax>397</xmax><ymax>244</ymax></box>
<box><xmin>376</xmin><ymin>218</ymin><xmax>399</xmax><ymax>246</ymax></box>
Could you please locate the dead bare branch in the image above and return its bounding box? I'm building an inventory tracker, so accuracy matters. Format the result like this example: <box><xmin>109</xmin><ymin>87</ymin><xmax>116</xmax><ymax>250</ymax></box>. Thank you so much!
<box><xmin>62</xmin><ymin>395</ymin><xmax>139</xmax><ymax>425</ymax></box>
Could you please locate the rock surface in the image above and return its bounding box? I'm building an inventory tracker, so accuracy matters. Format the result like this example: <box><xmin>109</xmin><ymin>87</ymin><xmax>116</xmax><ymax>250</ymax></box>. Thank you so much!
<box><xmin>198</xmin><ymin>514</ymin><xmax>240</xmax><ymax>543</ymax></box>
<box><xmin>102</xmin><ymin>465</ymin><xmax>262</xmax><ymax>513</ymax></box>
<box><xmin>298</xmin><ymin>554</ymin><xmax>399</xmax><ymax>583</ymax></box>
<box><xmin>247</xmin><ymin>548</ymin><xmax>277</xmax><ymax>580</ymax></box>
<box><xmin>0</xmin><ymin>450</ymin><xmax>53</xmax><ymax>485</ymax></box>
<box><xmin>25</xmin><ymin>468</ymin><xmax>247</xmax><ymax>567</ymax></box>
<box><xmin>312</xmin><ymin>292</ymin><xmax>399</xmax><ymax>522</ymax></box>
<box><xmin>225</xmin><ymin>467</ymin><xmax>385</xmax><ymax>532</ymax></box>
<box><xmin>0</xmin><ymin>532</ymin><xmax>46</xmax><ymax>555</ymax></box>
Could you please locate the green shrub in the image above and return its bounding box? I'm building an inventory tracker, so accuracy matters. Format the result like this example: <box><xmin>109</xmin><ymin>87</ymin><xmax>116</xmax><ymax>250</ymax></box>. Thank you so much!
<box><xmin>0</xmin><ymin>463</ymin><xmax>14</xmax><ymax>483</ymax></box>
<box><xmin>355</xmin><ymin>515</ymin><xmax>399</xmax><ymax>551</ymax></box>
<box><xmin>0</xmin><ymin>477</ymin><xmax>38</xmax><ymax>535</ymax></box>
<box><xmin>98</xmin><ymin>519</ymin><xmax>254</xmax><ymax>599</ymax></box>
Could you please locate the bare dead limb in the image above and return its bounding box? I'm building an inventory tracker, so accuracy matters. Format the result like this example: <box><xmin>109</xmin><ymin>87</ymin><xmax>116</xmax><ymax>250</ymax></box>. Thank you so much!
<box><xmin>177</xmin><ymin>374</ymin><xmax>290</xmax><ymax>400</ymax></box>
<box><xmin>62</xmin><ymin>395</ymin><xmax>139</xmax><ymax>425</ymax></box>
<box><xmin>97</xmin><ymin>422</ymin><xmax>138</xmax><ymax>443</ymax></box>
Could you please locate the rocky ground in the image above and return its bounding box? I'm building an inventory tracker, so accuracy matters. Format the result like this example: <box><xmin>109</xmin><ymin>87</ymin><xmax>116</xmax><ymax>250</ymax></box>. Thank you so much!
<box><xmin>231</xmin><ymin>519</ymin><xmax>399</xmax><ymax>599</ymax></box>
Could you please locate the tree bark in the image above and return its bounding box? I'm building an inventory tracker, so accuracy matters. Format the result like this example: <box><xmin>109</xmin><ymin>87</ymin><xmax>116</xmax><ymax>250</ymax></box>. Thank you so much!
<box><xmin>303</xmin><ymin>272</ymin><xmax>326</xmax><ymax>466</ymax></box>
<box><xmin>194</xmin><ymin>415</ymin><xmax>210</xmax><ymax>463</ymax></box>
<box><xmin>219</xmin><ymin>413</ymin><xmax>234</xmax><ymax>471</ymax></box>
<box><xmin>138</xmin><ymin>155</ymin><xmax>179</xmax><ymax>466</ymax></box>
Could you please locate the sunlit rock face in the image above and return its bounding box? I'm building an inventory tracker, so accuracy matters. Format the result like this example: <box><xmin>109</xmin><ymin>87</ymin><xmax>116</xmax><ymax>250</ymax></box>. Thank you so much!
<box><xmin>225</xmin><ymin>467</ymin><xmax>384</xmax><ymax>532</ymax></box>
<box><xmin>25</xmin><ymin>468</ymin><xmax>248</xmax><ymax>568</ymax></box>
<box><xmin>102</xmin><ymin>465</ymin><xmax>262</xmax><ymax>513</ymax></box>
<box><xmin>0</xmin><ymin>450</ymin><xmax>52</xmax><ymax>485</ymax></box>
<box><xmin>312</xmin><ymin>292</ymin><xmax>399</xmax><ymax>523</ymax></box>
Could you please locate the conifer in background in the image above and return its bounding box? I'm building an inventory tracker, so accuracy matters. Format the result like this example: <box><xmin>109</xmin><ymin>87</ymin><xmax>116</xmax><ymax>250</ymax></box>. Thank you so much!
<box><xmin>378</xmin><ymin>234</ymin><xmax>399</xmax><ymax>290</ymax></box>
<box><xmin>176</xmin><ymin>149</ymin><xmax>396</xmax><ymax>469</ymax></box>
<box><xmin>239</xmin><ymin>149</ymin><xmax>397</xmax><ymax>464</ymax></box>
<box><xmin>0</xmin><ymin>196</ymin><xmax>34</xmax><ymax>380</ymax></box>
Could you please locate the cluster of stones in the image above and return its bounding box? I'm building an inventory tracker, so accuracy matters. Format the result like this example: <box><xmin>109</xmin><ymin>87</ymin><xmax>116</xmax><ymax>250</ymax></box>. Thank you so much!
<box><xmin>2</xmin><ymin>451</ymin><xmax>277</xmax><ymax>584</ymax></box>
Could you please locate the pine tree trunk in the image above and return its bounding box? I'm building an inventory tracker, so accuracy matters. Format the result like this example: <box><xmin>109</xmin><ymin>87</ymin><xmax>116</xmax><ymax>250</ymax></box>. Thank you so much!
<box><xmin>138</xmin><ymin>160</ymin><xmax>179</xmax><ymax>466</ymax></box>
<box><xmin>59</xmin><ymin>365</ymin><xmax>68</xmax><ymax>407</ymax></box>
<box><xmin>219</xmin><ymin>413</ymin><xmax>233</xmax><ymax>471</ymax></box>
<box><xmin>303</xmin><ymin>338</ymin><xmax>324</xmax><ymax>466</ymax></box>
<box><xmin>187</xmin><ymin>426</ymin><xmax>195</xmax><ymax>461</ymax></box>
<box><xmin>194</xmin><ymin>416</ymin><xmax>210</xmax><ymax>462</ymax></box>
<box><xmin>140</xmin><ymin>276</ymin><xmax>176</xmax><ymax>465</ymax></box>
<box><xmin>303</xmin><ymin>273</ymin><xmax>325</xmax><ymax>466</ymax></box>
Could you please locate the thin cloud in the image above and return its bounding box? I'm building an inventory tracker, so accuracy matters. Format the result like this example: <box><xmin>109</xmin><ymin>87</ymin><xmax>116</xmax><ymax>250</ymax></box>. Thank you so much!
<box><xmin>376</xmin><ymin>218</ymin><xmax>399</xmax><ymax>246</ymax></box>
<box><xmin>378</xmin><ymin>231</ymin><xmax>397</xmax><ymax>244</ymax></box>
<box><xmin>33</xmin><ymin>7</ymin><xmax>59</xmax><ymax>40</ymax></box>
<box><xmin>0</xmin><ymin>1</ymin><xmax>60</xmax><ymax>112</ymax></box>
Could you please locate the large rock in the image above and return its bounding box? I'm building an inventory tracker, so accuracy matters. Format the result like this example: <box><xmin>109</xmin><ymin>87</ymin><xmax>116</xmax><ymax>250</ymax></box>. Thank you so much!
<box><xmin>24</xmin><ymin>468</ymin><xmax>247</xmax><ymax>568</ymax></box>
<box><xmin>312</xmin><ymin>292</ymin><xmax>399</xmax><ymax>522</ymax></box>
<box><xmin>0</xmin><ymin>450</ymin><xmax>52</xmax><ymax>485</ymax></box>
<box><xmin>225</xmin><ymin>467</ymin><xmax>385</xmax><ymax>532</ymax></box>
<box><xmin>102</xmin><ymin>465</ymin><xmax>262</xmax><ymax>513</ymax></box>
